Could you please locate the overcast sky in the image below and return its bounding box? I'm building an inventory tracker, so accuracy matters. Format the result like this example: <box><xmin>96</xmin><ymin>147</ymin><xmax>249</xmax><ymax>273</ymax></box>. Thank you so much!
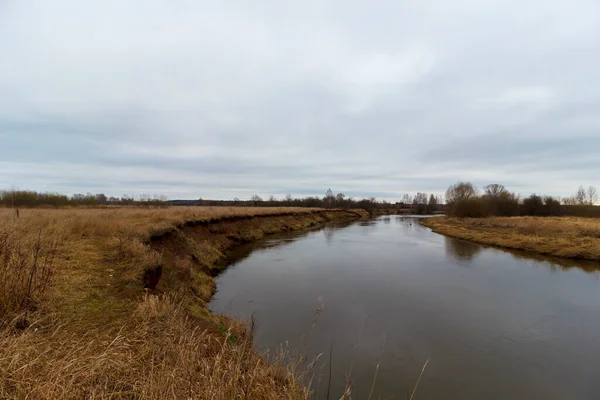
<box><xmin>1</xmin><ymin>1</ymin><xmax>599</xmax><ymax>200</ymax></box>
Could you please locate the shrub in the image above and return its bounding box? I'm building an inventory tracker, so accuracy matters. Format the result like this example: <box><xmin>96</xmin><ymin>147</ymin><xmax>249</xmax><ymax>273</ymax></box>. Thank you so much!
<box><xmin>0</xmin><ymin>225</ymin><xmax>56</xmax><ymax>321</ymax></box>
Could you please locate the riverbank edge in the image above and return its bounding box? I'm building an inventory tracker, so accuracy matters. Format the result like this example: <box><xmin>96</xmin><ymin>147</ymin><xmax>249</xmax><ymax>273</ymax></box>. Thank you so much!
<box><xmin>148</xmin><ymin>209</ymin><xmax>368</xmax><ymax>315</ymax></box>
<box><xmin>420</xmin><ymin>216</ymin><xmax>600</xmax><ymax>261</ymax></box>
<box><xmin>1</xmin><ymin>207</ymin><xmax>369</xmax><ymax>399</ymax></box>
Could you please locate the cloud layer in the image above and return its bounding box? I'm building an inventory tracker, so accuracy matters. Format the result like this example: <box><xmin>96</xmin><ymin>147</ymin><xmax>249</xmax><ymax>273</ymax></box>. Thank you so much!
<box><xmin>1</xmin><ymin>0</ymin><xmax>599</xmax><ymax>200</ymax></box>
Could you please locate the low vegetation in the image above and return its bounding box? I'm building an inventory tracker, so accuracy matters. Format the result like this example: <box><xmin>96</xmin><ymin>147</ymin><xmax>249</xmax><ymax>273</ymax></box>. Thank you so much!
<box><xmin>422</xmin><ymin>216</ymin><xmax>600</xmax><ymax>260</ymax></box>
<box><xmin>2</xmin><ymin>188</ymin><xmax>444</xmax><ymax>214</ymax></box>
<box><xmin>0</xmin><ymin>206</ymin><xmax>365</xmax><ymax>399</ymax></box>
<box><xmin>445</xmin><ymin>182</ymin><xmax>599</xmax><ymax>218</ymax></box>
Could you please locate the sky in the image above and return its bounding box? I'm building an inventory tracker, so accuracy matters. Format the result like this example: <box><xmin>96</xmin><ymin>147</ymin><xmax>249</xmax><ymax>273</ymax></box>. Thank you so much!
<box><xmin>1</xmin><ymin>0</ymin><xmax>599</xmax><ymax>201</ymax></box>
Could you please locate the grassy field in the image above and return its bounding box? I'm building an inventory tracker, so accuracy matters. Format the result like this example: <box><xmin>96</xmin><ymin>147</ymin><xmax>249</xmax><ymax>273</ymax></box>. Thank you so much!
<box><xmin>421</xmin><ymin>216</ymin><xmax>600</xmax><ymax>261</ymax></box>
<box><xmin>0</xmin><ymin>206</ymin><xmax>364</xmax><ymax>399</ymax></box>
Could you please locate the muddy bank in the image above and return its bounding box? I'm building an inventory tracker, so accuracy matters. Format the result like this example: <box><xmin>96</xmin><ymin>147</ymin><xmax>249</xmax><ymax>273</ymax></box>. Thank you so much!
<box><xmin>149</xmin><ymin>209</ymin><xmax>367</xmax><ymax>315</ymax></box>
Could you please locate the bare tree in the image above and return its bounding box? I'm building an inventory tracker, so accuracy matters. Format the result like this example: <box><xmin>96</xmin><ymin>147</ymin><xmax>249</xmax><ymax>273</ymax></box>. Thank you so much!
<box><xmin>446</xmin><ymin>182</ymin><xmax>477</xmax><ymax>203</ymax></box>
<box><xmin>324</xmin><ymin>188</ymin><xmax>335</xmax><ymax>208</ymax></box>
<box><xmin>413</xmin><ymin>192</ymin><xmax>428</xmax><ymax>205</ymax></box>
<box><xmin>484</xmin><ymin>184</ymin><xmax>507</xmax><ymax>198</ymax></box>
<box><xmin>95</xmin><ymin>193</ymin><xmax>108</xmax><ymax>204</ymax></box>
<box><xmin>428</xmin><ymin>194</ymin><xmax>438</xmax><ymax>212</ymax></box>
<box><xmin>587</xmin><ymin>186</ymin><xmax>598</xmax><ymax>205</ymax></box>
<box><xmin>575</xmin><ymin>185</ymin><xmax>587</xmax><ymax>205</ymax></box>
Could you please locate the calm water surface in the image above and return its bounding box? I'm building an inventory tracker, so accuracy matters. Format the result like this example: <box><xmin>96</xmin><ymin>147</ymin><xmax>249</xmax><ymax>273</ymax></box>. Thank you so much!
<box><xmin>209</xmin><ymin>216</ymin><xmax>600</xmax><ymax>399</ymax></box>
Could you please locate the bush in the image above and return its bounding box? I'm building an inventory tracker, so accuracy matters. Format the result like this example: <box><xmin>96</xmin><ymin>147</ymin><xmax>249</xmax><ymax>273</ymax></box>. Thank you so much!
<box><xmin>0</xmin><ymin>225</ymin><xmax>56</xmax><ymax>321</ymax></box>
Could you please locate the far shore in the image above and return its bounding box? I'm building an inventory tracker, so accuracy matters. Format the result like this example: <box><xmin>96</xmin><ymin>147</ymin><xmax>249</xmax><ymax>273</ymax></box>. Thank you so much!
<box><xmin>421</xmin><ymin>216</ymin><xmax>600</xmax><ymax>261</ymax></box>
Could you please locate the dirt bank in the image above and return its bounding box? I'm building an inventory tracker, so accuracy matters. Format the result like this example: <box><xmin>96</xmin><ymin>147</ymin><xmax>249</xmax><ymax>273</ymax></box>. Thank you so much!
<box><xmin>421</xmin><ymin>216</ymin><xmax>600</xmax><ymax>261</ymax></box>
<box><xmin>149</xmin><ymin>209</ymin><xmax>367</xmax><ymax>313</ymax></box>
<box><xmin>0</xmin><ymin>207</ymin><xmax>366</xmax><ymax>399</ymax></box>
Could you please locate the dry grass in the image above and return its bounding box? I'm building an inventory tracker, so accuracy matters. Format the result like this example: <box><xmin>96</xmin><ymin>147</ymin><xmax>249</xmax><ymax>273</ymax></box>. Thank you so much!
<box><xmin>0</xmin><ymin>224</ymin><xmax>56</xmax><ymax>321</ymax></box>
<box><xmin>422</xmin><ymin>216</ymin><xmax>600</xmax><ymax>260</ymax></box>
<box><xmin>0</xmin><ymin>294</ymin><xmax>308</xmax><ymax>399</ymax></box>
<box><xmin>0</xmin><ymin>207</ymin><xmax>325</xmax><ymax>319</ymax></box>
<box><xmin>0</xmin><ymin>206</ymin><xmax>362</xmax><ymax>399</ymax></box>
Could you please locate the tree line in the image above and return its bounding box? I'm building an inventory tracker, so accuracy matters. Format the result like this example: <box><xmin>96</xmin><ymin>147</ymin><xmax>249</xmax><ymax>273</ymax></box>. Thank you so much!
<box><xmin>1</xmin><ymin>187</ymin><xmax>446</xmax><ymax>214</ymax></box>
<box><xmin>198</xmin><ymin>188</ymin><xmax>443</xmax><ymax>214</ymax></box>
<box><xmin>0</xmin><ymin>190</ymin><xmax>169</xmax><ymax>208</ymax></box>
<box><xmin>445</xmin><ymin>182</ymin><xmax>599</xmax><ymax>218</ymax></box>
<box><xmin>198</xmin><ymin>189</ymin><xmax>386</xmax><ymax>211</ymax></box>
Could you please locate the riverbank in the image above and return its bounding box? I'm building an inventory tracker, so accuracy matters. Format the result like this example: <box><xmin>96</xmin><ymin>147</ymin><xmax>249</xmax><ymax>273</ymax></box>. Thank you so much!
<box><xmin>421</xmin><ymin>216</ymin><xmax>600</xmax><ymax>261</ymax></box>
<box><xmin>0</xmin><ymin>207</ymin><xmax>366</xmax><ymax>399</ymax></box>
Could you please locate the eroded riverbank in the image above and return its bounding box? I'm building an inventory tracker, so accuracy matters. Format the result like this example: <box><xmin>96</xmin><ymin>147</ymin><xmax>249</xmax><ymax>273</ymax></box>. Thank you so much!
<box><xmin>0</xmin><ymin>207</ymin><xmax>366</xmax><ymax>399</ymax></box>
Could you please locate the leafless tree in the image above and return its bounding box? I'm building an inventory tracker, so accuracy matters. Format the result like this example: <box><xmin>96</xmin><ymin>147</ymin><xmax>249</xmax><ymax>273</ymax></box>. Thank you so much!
<box><xmin>446</xmin><ymin>182</ymin><xmax>477</xmax><ymax>203</ymax></box>
<box><xmin>428</xmin><ymin>194</ymin><xmax>438</xmax><ymax>213</ymax></box>
<box><xmin>484</xmin><ymin>184</ymin><xmax>507</xmax><ymax>198</ymax></box>
<box><xmin>575</xmin><ymin>185</ymin><xmax>588</xmax><ymax>205</ymax></box>
<box><xmin>587</xmin><ymin>186</ymin><xmax>598</xmax><ymax>205</ymax></box>
<box><xmin>324</xmin><ymin>188</ymin><xmax>335</xmax><ymax>208</ymax></box>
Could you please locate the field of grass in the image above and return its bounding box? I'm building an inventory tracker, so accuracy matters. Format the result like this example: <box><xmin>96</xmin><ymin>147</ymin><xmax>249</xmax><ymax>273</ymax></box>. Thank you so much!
<box><xmin>0</xmin><ymin>206</ymin><xmax>364</xmax><ymax>399</ymax></box>
<box><xmin>421</xmin><ymin>216</ymin><xmax>600</xmax><ymax>261</ymax></box>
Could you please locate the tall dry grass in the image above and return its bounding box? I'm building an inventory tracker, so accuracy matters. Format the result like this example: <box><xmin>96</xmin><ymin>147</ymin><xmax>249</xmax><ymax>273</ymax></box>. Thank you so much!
<box><xmin>422</xmin><ymin>216</ymin><xmax>600</xmax><ymax>260</ymax></box>
<box><xmin>0</xmin><ymin>206</ymin><xmax>338</xmax><ymax>399</ymax></box>
<box><xmin>0</xmin><ymin>221</ymin><xmax>56</xmax><ymax>323</ymax></box>
<box><xmin>0</xmin><ymin>294</ymin><xmax>308</xmax><ymax>399</ymax></box>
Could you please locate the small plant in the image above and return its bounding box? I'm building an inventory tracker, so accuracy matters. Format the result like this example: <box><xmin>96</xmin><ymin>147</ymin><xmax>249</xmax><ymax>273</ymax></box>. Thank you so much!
<box><xmin>0</xmin><ymin>225</ymin><xmax>56</xmax><ymax>321</ymax></box>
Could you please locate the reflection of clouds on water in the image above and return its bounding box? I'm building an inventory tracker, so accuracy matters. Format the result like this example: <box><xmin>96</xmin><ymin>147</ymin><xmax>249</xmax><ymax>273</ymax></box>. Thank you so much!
<box><xmin>445</xmin><ymin>237</ymin><xmax>482</xmax><ymax>263</ymax></box>
<box><xmin>213</xmin><ymin>212</ymin><xmax>600</xmax><ymax>399</ymax></box>
<box><xmin>396</xmin><ymin>217</ymin><xmax>426</xmax><ymax>236</ymax></box>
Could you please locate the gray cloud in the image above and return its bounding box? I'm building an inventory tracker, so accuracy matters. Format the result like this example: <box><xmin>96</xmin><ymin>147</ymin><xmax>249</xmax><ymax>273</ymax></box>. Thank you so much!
<box><xmin>1</xmin><ymin>0</ymin><xmax>599</xmax><ymax>200</ymax></box>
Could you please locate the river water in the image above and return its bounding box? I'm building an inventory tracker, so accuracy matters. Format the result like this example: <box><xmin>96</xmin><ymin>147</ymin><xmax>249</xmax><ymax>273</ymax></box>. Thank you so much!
<box><xmin>209</xmin><ymin>216</ymin><xmax>600</xmax><ymax>399</ymax></box>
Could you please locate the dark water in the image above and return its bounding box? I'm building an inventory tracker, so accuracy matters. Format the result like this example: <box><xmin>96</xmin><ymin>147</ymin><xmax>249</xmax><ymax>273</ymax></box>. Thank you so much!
<box><xmin>209</xmin><ymin>216</ymin><xmax>600</xmax><ymax>399</ymax></box>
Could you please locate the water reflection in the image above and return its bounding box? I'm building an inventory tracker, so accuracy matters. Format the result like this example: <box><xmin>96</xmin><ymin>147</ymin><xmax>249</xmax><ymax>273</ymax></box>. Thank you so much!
<box><xmin>212</xmin><ymin>216</ymin><xmax>600</xmax><ymax>400</ymax></box>
<box><xmin>499</xmin><ymin>246</ymin><xmax>600</xmax><ymax>273</ymax></box>
<box><xmin>445</xmin><ymin>237</ymin><xmax>482</xmax><ymax>263</ymax></box>
<box><xmin>221</xmin><ymin>230</ymin><xmax>314</xmax><ymax>270</ymax></box>
<box><xmin>322</xmin><ymin>221</ymin><xmax>355</xmax><ymax>245</ymax></box>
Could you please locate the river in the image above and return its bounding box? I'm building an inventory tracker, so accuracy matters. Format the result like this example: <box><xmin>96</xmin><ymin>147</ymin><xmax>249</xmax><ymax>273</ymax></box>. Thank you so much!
<box><xmin>209</xmin><ymin>216</ymin><xmax>600</xmax><ymax>399</ymax></box>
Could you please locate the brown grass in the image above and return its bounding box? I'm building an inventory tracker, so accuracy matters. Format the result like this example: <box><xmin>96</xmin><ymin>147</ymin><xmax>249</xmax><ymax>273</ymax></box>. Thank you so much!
<box><xmin>0</xmin><ymin>224</ymin><xmax>56</xmax><ymax>321</ymax></box>
<box><xmin>421</xmin><ymin>216</ymin><xmax>600</xmax><ymax>260</ymax></box>
<box><xmin>0</xmin><ymin>294</ymin><xmax>308</xmax><ymax>399</ymax></box>
<box><xmin>0</xmin><ymin>206</ymin><xmax>364</xmax><ymax>399</ymax></box>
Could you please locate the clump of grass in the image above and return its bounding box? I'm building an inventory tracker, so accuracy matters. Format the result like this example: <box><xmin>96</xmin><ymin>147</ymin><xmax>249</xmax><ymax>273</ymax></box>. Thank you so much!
<box><xmin>0</xmin><ymin>224</ymin><xmax>56</xmax><ymax>322</ymax></box>
<box><xmin>0</xmin><ymin>294</ymin><xmax>308</xmax><ymax>399</ymax></box>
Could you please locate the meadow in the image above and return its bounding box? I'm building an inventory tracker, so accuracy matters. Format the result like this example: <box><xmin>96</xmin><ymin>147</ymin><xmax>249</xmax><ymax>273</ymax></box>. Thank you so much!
<box><xmin>421</xmin><ymin>216</ymin><xmax>600</xmax><ymax>260</ymax></box>
<box><xmin>0</xmin><ymin>206</ymin><xmax>364</xmax><ymax>399</ymax></box>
